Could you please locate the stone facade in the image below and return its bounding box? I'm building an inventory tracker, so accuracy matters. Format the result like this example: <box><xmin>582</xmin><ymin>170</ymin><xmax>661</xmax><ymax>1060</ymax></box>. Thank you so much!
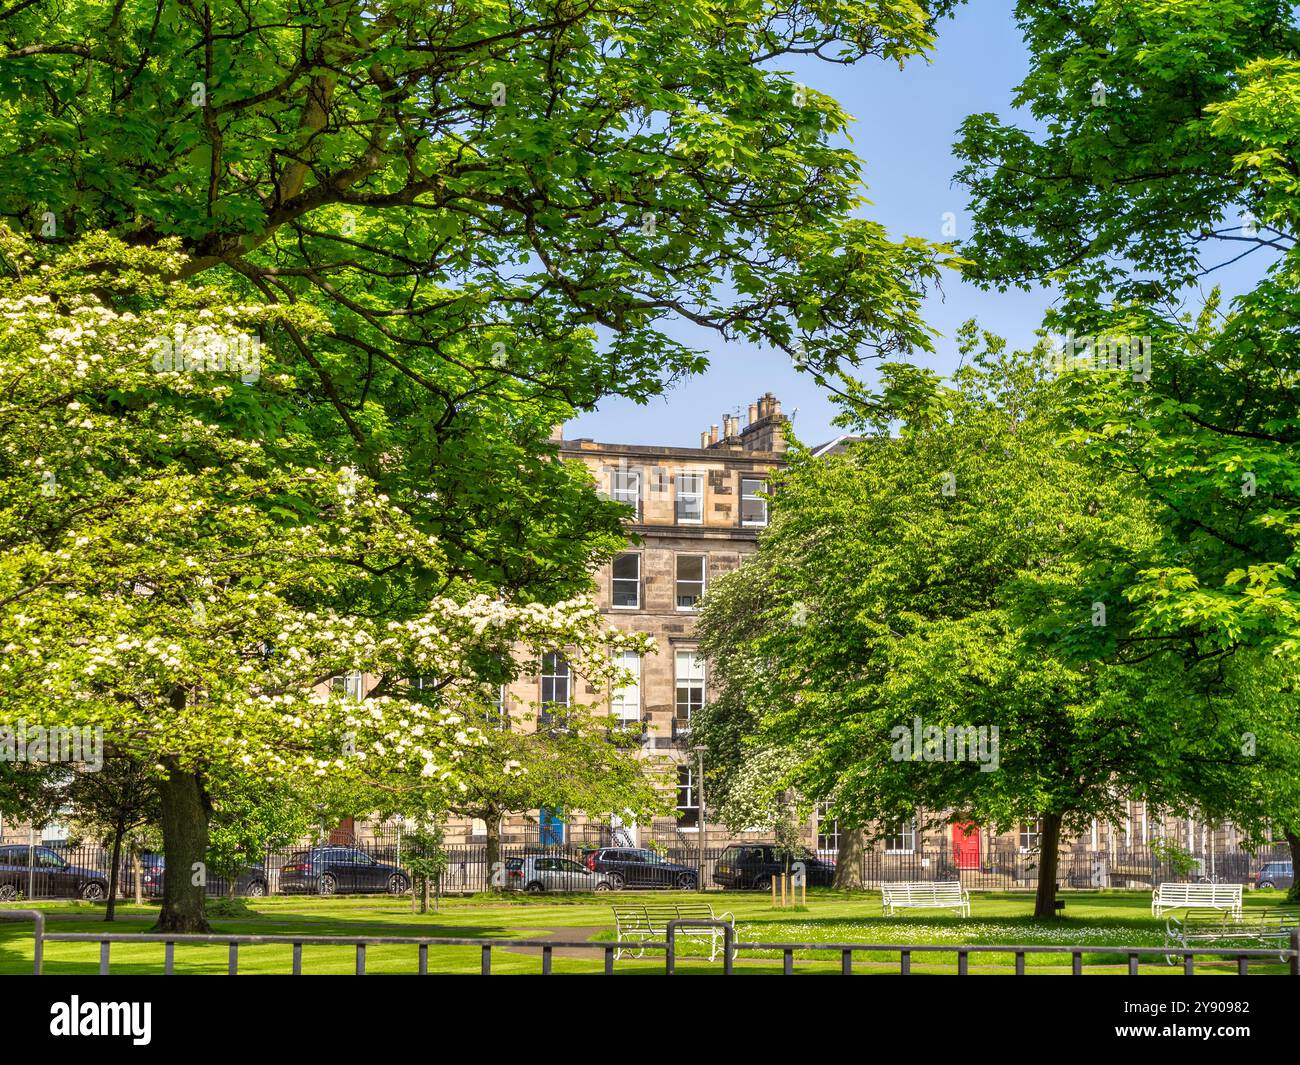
<box><xmin>442</xmin><ymin>392</ymin><xmax>790</xmax><ymax>848</ymax></box>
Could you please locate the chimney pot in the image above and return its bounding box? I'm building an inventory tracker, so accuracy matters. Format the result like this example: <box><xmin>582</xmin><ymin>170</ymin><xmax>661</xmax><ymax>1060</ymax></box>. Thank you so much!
<box><xmin>710</xmin><ymin>424</ymin><xmax>719</xmax><ymax>445</ymax></box>
<box><xmin>770</xmin><ymin>398</ymin><xmax>782</xmax><ymax>417</ymax></box>
<box><xmin>748</xmin><ymin>402</ymin><xmax>759</xmax><ymax>425</ymax></box>
<box><xmin>700</xmin><ymin>431</ymin><xmax>709</xmax><ymax>448</ymax></box>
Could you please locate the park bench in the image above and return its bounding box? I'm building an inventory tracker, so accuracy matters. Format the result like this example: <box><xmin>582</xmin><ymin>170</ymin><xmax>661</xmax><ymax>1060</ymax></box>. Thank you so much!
<box><xmin>881</xmin><ymin>881</ymin><xmax>971</xmax><ymax>917</ymax></box>
<box><xmin>610</xmin><ymin>901</ymin><xmax>736</xmax><ymax>962</ymax></box>
<box><xmin>1164</xmin><ymin>907</ymin><xmax>1300</xmax><ymax>965</ymax></box>
<box><xmin>1151</xmin><ymin>882</ymin><xmax>1242</xmax><ymax>918</ymax></box>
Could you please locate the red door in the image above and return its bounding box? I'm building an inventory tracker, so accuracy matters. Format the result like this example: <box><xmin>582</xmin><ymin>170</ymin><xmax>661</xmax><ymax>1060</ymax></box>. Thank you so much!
<box><xmin>952</xmin><ymin>822</ymin><xmax>980</xmax><ymax>870</ymax></box>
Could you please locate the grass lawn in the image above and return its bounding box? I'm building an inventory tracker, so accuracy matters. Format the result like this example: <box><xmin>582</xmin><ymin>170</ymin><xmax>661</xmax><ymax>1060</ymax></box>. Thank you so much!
<box><xmin>1</xmin><ymin>890</ymin><xmax>1294</xmax><ymax>975</ymax></box>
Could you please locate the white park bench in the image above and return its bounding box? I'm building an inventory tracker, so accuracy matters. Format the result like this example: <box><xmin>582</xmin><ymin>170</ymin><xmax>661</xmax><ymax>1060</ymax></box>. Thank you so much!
<box><xmin>1151</xmin><ymin>882</ymin><xmax>1242</xmax><ymax>918</ymax></box>
<box><xmin>881</xmin><ymin>881</ymin><xmax>971</xmax><ymax>917</ymax></box>
<box><xmin>1163</xmin><ymin>907</ymin><xmax>1300</xmax><ymax>965</ymax></box>
<box><xmin>610</xmin><ymin>901</ymin><xmax>736</xmax><ymax>962</ymax></box>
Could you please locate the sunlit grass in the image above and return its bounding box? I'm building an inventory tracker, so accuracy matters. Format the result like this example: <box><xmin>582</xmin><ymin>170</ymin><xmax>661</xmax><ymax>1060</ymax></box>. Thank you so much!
<box><xmin>0</xmin><ymin>889</ymin><xmax>1293</xmax><ymax>975</ymax></box>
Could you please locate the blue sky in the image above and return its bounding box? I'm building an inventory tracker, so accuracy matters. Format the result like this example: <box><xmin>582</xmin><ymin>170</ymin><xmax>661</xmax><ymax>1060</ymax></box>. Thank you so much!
<box><xmin>567</xmin><ymin>0</ymin><xmax>1049</xmax><ymax>449</ymax></box>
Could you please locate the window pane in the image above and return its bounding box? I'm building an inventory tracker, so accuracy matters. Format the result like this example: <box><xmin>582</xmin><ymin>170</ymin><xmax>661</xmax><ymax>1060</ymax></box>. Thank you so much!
<box><xmin>541</xmin><ymin>652</ymin><xmax>570</xmax><ymax>726</ymax></box>
<box><xmin>740</xmin><ymin>478</ymin><xmax>767</xmax><ymax>525</ymax></box>
<box><xmin>611</xmin><ymin>650</ymin><xmax>640</xmax><ymax>722</ymax></box>
<box><xmin>675</xmin><ymin>554</ymin><xmax>705</xmax><ymax>610</ymax></box>
<box><xmin>612</xmin><ymin>553</ymin><xmax>640</xmax><ymax>608</ymax></box>
<box><xmin>676</xmin><ymin>767</ymin><xmax>699</xmax><ymax>827</ymax></box>
<box><xmin>676</xmin><ymin>472</ymin><xmax>703</xmax><ymax>522</ymax></box>
<box><xmin>675</xmin><ymin>651</ymin><xmax>705</xmax><ymax>726</ymax></box>
<box><xmin>612</xmin><ymin>469</ymin><xmax>641</xmax><ymax>518</ymax></box>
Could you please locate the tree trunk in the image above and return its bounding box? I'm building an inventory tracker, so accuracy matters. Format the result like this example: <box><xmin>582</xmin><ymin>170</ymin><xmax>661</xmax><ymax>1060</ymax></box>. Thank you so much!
<box><xmin>421</xmin><ymin>874</ymin><xmax>430</xmax><ymax>914</ymax></box>
<box><xmin>105</xmin><ymin>817</ymin><xmax>125</xmax><ymax>922</ymax></box>
<box><xmin>155</xmin><ymin>756</ymin><xmax>212</xmax><ymax>933</ymax></box>
<box><xmin>131</xmin><ymin>846</ymin><xmax>143</xmax><ymax>906</ymax></box>
<box><xmin>485</xmin><ymin>813</ymin><xmax>502</xmax><ymax>892</ymax></box>
<box><xmin>1286</xmin><ymin>831</ymin><xmax>1300</xmax><ymax>904</ymax></box>
<box><xmin>1032</xmin><ymin>811</ymin><xmax>1064</xmax><ymax>919</ymax></box>
<box><xmin>832</xmin><ymin>828</ymin><xmax>866</xmax><ymax>891</ymax></box>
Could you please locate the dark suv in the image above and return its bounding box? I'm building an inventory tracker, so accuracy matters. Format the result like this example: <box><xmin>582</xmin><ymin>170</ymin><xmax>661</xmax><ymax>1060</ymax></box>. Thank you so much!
<box><xmin>279</xmin><ymin>846</ymin><xmax>410</xmax><ymax>895</ymax></box>
<box><xmin>0</xmin><ymin>845</ymin><xmax>110</xmax><ymax>901</ymax></box>
<box><xmin>1255</xmin><ymin>861</ymin><xmax>1294</xmax><ymax>890</ymax></box>
<box><xmin>712</xmin><ymin>844</ymin><xmax>836</xmax><ymax>890</ymax></box>
<box><xmin>583</xmin><ymin>847</ymin><xmax>697</xmax><ymax>890</ymax></box>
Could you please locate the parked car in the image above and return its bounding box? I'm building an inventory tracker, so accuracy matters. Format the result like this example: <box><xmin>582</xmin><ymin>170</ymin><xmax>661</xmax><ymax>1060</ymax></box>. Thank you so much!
<box><xmin>583</xmin><ymin>847</ymin><xmax>698</xmax><ymax>890</ymax></box>
<box><xmin>0</xmin><ymin>844</ymin><xmax>110</xmax><ymax>902</ymax></box>
<box><xmin>712</xmin><ymin>844</ymin><xmax>836</xmax><ymax>890</ymax></box>
<box><xmin>1255</xmin><ymin>861</ymin><xmax>1294</xmax><ymax>890</ymax></box>
<box><xmin>279</xmin><ymin>846</ymin><xmax>410</xmax><ymax>895</ymax></box>
<box><xmin>122</xmin><ymin>853</ymin><xmax>269</xmax><ymax>898</ymax></box>
<box><xmin>505</xmin><ymin>855</ymin><xmax>616</xmax><ymax>893</ymax></box>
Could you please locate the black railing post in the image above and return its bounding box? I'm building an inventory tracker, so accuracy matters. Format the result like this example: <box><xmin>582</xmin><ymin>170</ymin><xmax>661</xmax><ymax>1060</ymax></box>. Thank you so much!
<box><xmin>1292</xmin><ymin>929</ymin><xmax>1300</xmax><ymax>976</ymax></box>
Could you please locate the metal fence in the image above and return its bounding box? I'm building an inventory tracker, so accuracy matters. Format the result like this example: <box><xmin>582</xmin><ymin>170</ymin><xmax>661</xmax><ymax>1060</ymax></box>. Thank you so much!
<box><xmin>2</xmin><ymin>909</ymin><xmax>1297</xmax><ymax>976</ymax></box>
<box><xmin>1</xmin><ymin>837</ymin><xmax>1291</xmax><ymax>899</ymax></box>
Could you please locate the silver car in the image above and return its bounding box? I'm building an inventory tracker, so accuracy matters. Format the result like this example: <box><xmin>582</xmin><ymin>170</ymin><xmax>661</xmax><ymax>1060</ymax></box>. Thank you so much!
<box><xmin>506</xmin><ymin>855</ymin><xmax>616</xmax><ymax>893</ymax></box>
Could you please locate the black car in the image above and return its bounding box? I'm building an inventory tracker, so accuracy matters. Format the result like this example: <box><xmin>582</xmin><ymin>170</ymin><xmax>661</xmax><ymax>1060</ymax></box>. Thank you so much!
<box><xmin>712</xmin><ymin>844</ymin><xmax>836</xmax><ymax>890</ymax></box>
<box><xmin>123</xmin><ymin>853</ymin><xmax>269</xmax><ymax>898</ymax></box>
<box><xmin>583</xmin><ymin>847</ymin><xmax>698</xmax><ymax>890</ymax></box>
<box><xmin>279</xmin><ymin>846</ymin><xmax>410</xmax><ymax>895</ymax></box>
<box><xmin>0</xmin><ymin>845</ymin><xmax>110</xmax><ymax>902</ymax></box>
<box><xmin>1255</xmin><ymin>861</ymin><xmax>1295</xmax><ymax>890</ymax></box>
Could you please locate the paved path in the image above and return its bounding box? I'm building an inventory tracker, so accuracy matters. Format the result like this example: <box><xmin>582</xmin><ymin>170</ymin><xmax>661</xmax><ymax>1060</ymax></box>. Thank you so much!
<box><xmin>501</xmin><ymin>925</ymin><xmax>610</xmax><ymax>961</ymax></box>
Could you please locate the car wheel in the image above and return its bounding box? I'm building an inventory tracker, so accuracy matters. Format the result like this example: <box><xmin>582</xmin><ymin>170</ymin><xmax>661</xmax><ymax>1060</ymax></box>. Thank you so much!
<box><xmin>525</xmin><ymin>881</ymin><xmax>545</xmax><ymax>893</ymax></box>
<box><xmin>387</xmin><ymin>873</ymin><xmax>409</xmax><ymax>895</ymax></box>
<box><xmin>675</xmin><ymin>872</ymin><xmax>697</xmax><ymax>890</ymax></box>
<box><xmin>318</xmin><ymin>873</ymin><xmax>337</xmax><ymax>896</ymax></box>
<box><xmin>244</xmin><ymin>880</ymin><xmax>267</xmax><ymax>898</ymax></box>
<box><xmin>754</xmin><ymin>875</ymin><xmax>772</xmax><ymax>891</ymax></box>
<box><xmin>609</xmin><ymin>872</ymin><xmax>625</xmax><ymax>890</ymax></box>
<box><xmin>595</xmin><ymin>881</ymin><xmax>612</xmax><ymax>892</ymax></box>
<box><xmin>80</xmin><ymin>881</ymin><xmax>107</xmax><ymax>902</ymax></box>
<box><xmin>0</xmin><ymin>883</ymin><xmax>19</xmax><ymax>902</ymax></box>
<box><xmin>1261</xmin><ymin>880</ymin><xmax>1275</xmax><ymax>890</ymax></box>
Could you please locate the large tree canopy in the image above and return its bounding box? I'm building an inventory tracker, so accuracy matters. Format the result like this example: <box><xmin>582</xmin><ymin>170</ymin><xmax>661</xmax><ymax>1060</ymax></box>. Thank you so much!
<box><xmin>695</xmin><ymin>332</ymin><xmax>1296</xmax><ymax>916</ymax></box>
<box><xmin>952</xmin><ymin>1</ymin><xmax>1300</xmax><ymax>879</ymax></box>
<box><xmin>0</xmin><ymin>230</ymin><xmax>654</xmax><ymax>928</ymax></box>
<box><xmin>0</xmin><ymin>0</ymin><xmax>957</xmax><ymax>419</ymax></box>
<box><xmin>953</xmin><ymin>0</ymin><xmax>1299</xmax><ymax>310</ymax></box>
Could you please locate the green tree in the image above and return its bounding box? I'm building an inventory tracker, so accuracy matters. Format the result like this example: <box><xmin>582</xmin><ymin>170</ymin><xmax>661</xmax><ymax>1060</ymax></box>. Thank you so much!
<box><xmin>696</xmin><ymin>330</ymin><xmax>1276</xmax><ymax>917</ymax></box>
<box><xmin>66</xmin><ymin>753</ymin><xmax>161</xmax><ymax>920</ymax></box>
<box><xmin>205</xmin><ymin>772</ymin><xmax>317</xmax><ymax>899</ymax></box>
<box><xmin>953</xmin><ymin>0</ymin><xmax>1300</xmax><ymax>894</ymax></box>
<box><xmin>0</xmin><ymin>1</ymin><xmax>956</xmax><ymax>401</ymax></box>
<box><xmin>0</xmin><ymin>231</ymin><xmax>653</xmax><ymax>930</ymax></box>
